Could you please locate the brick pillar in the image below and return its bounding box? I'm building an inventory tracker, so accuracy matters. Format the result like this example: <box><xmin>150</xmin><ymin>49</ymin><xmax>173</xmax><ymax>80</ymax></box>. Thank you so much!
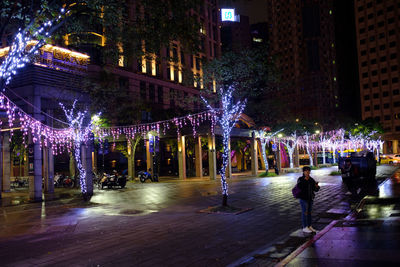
<box><xmin>178</xmin><ymin>136</ymin><xmax>186</xmax><ymax>179</ymax></box>
<box><xmin>258</xmin><ymin>140</ymin><xmax>266</xmax><ymax>170</ymax></box>
<box><xmin>277</xmin><ymin>142</ymin><xmax>282</xmax><ymax>173</ymax></box>
<box><xmin>208</xmin><ymin>134</ymin><xmax>217</xmax><ymax>180</ymax></box>
<box><xmin>393</xmin><ymin>140</ymin><xmax>399</xmax><ymax>154</ymax></box>
<box><xmin>47</xmin><ymin>145</ymin><xmax>54</xmax><ymax>194</ymax></box>
<box><xmin>43</xmin><ymin>146</ymin><xmax>49</xmax><ymax>192</ymax></box>
<box><xmin>195</xmin><ymin>136</ymin><xmax>203</xmax><ymax>178</ymax></box>
<box><xmin>294</xmin><ymin>145</ymin><xmax>300</xmax><ymax>167</ymax></box>
<box><xmin>69</xmin><ymin>152</ymin><xmax>76</xmax><ymax>179</ymax></box>
<box><xmin>146</xmin><ymin>139</ymin><xmax>153</xmax><ymax>176</ymax></box>
<box><xmin>127</xmin><ymin>142</ymin><xmax>133</xmax><ymax>180</ymax></box>
<box><xmin>251</xmin><ymin>133</ymin><xmax>258</xmax><ymax>176</ymax></box>
<box><xmin>29</xmin><ymin>139</ymin><xmax>42</xmax><ymax>201</ymax></box>
<box><xmin>2</xmin><ymin>132</ymin><xmax>11</xmax><ymax>192</ymax></box>
<box><xmin>82</xmin><ymin>143</ymin><xmax>93</xmax><ymax>197</ymax></box>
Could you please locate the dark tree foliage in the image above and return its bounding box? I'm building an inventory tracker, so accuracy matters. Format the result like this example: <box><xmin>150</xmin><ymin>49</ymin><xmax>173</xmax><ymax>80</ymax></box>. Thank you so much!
<box><xmin>0</xmin><ymin>1</ymin><xmax>58</xmax><ymax>39</ymax></box>
<box><xmin>1</xmin><ymin>1</ymin><xmax>202</xmax><ymax>60</ymax></box>
<box><xmin>349</xmin><ymin>118</ymin><xmax>383</xmax><ymax>136</ymax></box>
<box><xmin>201</xmin><ymin>44</ymin><xmax>281</xmax><ymax>125</ymax></box>
<box><xmin>56</xmin><ymin>0</ymin><xmax>202</xmax><ymax>64</ymax></box>
<box><xmin>82</xmin><ymin>69</ymin><xmax>147</xmax><ymax>125</ymax></box>
<box><xmin>1</xmin><ymin>1</ymin><xmax>203</xmax><ymax>124</ymax></box>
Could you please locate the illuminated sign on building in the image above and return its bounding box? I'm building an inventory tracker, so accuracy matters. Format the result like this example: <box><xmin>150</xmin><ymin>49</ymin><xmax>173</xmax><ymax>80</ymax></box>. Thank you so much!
<box><xmin>221</xmin><ymin>9</ymin><xmax>235</xmax><ymax>21</ymax></box>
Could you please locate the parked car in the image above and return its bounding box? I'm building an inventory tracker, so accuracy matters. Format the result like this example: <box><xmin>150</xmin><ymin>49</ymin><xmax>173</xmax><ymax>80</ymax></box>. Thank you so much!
<box><xmin>380</xmin><ymin>154</ymin><xmax>400</xmax><ymax>164</ymax></box>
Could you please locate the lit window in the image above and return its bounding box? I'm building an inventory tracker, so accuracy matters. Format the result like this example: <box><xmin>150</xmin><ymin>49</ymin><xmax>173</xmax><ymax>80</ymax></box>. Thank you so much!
<box><xmin>118</xmin><ymin>55</ymin><xmax>124</xmax><ymax>67</ymax></box>
<box><xmin>151</xmin><ymin>59</ymin><xmax>156</xmax><ymax>76</ymax></box>
<box><xmin>141</xmin><ymin>56</ymin><xmax>146</xmax><ymax>73</ymax></box>
<box><xmin>170</xmin><ymin>65</ymin><xmax>175</xmax><ymax>81</ymax></box>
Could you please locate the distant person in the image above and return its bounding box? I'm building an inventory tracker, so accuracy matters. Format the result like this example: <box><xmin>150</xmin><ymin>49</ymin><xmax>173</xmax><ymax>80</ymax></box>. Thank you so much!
<box><xmin>297</xmin><ymin>166</ymin><xmax>320</xmax><ymax>233</ymax></box>
<box><xmin>341</xmin><ymin>158</ymin><xmax>359</xmax><ymax>196</ymax></box>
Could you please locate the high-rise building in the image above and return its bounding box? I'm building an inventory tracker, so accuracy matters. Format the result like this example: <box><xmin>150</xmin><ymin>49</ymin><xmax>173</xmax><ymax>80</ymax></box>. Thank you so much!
<box><xmin>221</xmin><ymin>15</ymin><xmax>251</xmax><ymax>52</ymax></box>
<box><xmin>355</xmin><ymin>0</ymin><xmax>400</xmax><ymax>153</ymax></box>
<box><xmin>96</xmin><ymin>0</ymin><xmax>222</xmax><ymax>115</ymax></box>
<box><xmin>250</xmin><ymin>22</ymin><xmax>269</xmax><ymax>48</ymax></box>
<box><xmin>266</xmin><ymin>0</ymin><xmax>338</xmax><ymax>125</ymax></box>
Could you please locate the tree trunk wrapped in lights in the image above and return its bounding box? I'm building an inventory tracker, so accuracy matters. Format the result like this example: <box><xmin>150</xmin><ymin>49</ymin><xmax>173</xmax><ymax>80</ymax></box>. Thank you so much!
<box><xmin>282</xmin><ymin>132</ymin><xmax>297</xmax><ymax>169</ymax></box>
<box><xmin>60</xmin><ymin>101</ymin><xmax>95</xmax><ymax>198</ymax></box>
<box><xmin>303</xmin><ymin>132</ymin><xmax>314</xmax><ymax>167</ymax></box>
<box><xmin>256</xmin><ymin>129</ymin><xmax>283</xmax><ymax>172</ymax></box>
<box><xmin>202</xmin><ymin>86</ymin><xmax>246</xmax><ymax>206</ymax></box>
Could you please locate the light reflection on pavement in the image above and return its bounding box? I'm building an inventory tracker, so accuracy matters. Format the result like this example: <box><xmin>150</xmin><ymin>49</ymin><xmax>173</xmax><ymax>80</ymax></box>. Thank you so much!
<box><xmin>0</xmin><ymin>165</ymin><xmax>398</xmax><ymax>266</ymax></box>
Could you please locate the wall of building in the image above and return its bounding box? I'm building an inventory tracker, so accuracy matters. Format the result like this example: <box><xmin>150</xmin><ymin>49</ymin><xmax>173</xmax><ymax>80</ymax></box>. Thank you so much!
<box><xmin>354</xmin><ymin>0</ymin><xmax>400</xmax><ymax>152</ymax></box>
<box><xmin>266</xmin><ymin>0</ymin><xmax>338</xmax><ymax>125</ymax></box>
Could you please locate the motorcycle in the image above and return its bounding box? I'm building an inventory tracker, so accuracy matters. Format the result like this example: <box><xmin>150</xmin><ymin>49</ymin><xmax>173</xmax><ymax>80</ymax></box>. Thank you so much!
<box><xmin>138</xmin><ymin>169</ymin><xmax>159</xmax><ymax>183</ymax></box>
<box><xmin>98</xmin><ymin>173</ymin><xmax>127</xmax><ymax>189</ymax></box>
<box><xmin>54</xmin><ymin>174</ymin><xmax>74</xmax><ymax>188</ymax></box>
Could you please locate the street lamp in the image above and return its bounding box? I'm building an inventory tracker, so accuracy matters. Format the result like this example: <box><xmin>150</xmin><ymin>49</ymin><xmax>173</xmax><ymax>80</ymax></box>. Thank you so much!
<box><xmin>314</xmin><ymin>122</ymin><xmax>323</xmax><ymax>133</ymax></box>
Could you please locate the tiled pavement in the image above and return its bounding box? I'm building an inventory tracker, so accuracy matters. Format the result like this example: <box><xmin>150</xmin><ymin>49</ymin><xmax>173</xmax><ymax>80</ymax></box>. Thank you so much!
<box><xmin>0</xmin><ymin>166</ymin><xmax>397</xmax><ymax>266</ymax></box>
<box><xmin>278</xmin><ymin>170</ymin><xmax>400</xmax><ymax>267</ymax></box>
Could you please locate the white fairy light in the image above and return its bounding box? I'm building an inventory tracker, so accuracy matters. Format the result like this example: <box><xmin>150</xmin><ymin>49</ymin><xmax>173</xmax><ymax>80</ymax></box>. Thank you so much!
<box><xmin>202</xmin><ymin>86</ymin><xmax>246</xmax><ymax>205</ymax></box>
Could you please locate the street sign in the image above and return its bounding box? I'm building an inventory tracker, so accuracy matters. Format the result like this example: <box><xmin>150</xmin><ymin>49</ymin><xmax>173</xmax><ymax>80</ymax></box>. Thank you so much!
<box><xmin>272</xmin><ymin>144</ymin><xmax>277</xmax><ymax>151</ymax></box>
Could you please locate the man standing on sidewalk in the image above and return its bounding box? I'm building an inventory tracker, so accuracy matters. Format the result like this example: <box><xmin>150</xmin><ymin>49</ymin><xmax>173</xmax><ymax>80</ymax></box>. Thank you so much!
<box><xmin>297</xmin><ymin>166</ymin><xmax>320</xmax><ymax>233</ymax></box>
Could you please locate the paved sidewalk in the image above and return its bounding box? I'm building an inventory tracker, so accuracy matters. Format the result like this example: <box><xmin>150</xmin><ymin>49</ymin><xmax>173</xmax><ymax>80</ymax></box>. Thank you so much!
<box><xmin>0</xmin><ymin>166</ymin><xmax>397</xmax><ymax>266</ymax></box>
<box><xmin>278</xmin><ymin>168</ymin><xmax>400</xmax><ymax>266</ymax></box>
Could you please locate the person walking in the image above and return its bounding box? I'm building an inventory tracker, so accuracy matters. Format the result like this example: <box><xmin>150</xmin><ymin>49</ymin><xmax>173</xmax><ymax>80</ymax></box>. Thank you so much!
<box><xmin>297</xmin><ymin>166</ymin><xmax>320</xmax><ymax>233</ymax></box>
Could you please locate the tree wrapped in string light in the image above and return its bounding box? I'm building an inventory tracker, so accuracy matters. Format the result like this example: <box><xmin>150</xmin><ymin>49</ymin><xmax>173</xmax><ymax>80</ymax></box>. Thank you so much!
<box><xmin>202</xmin><ymin>86</ymin><xmax>246</xmax><ymax>206</ymax></box>
<box><xmin>282</xmin><ymin>132</ymin><xmax>298</xmax><ymax>169</ymax></box>
<box><xmin>319</xmin><ymin>133</ymin><xmax>327</xmax><ymax>165</ymax></box>
<box><xmin>256</xmin><ymin>128</ymin><xmax>283</xmax><ymax>171</ymax></box>
<box><xmin>302</xmin><ymin>132</ymin><xmax>314</xmax><ymax>167</ymax></box>
<box><xmin>60</xmin><ymin>101</ymin><xmax>94</xmax><ymax>197</ymax></box>
<box><xmin>0</xmin><ymin>8</ymin><xmax>67</xmax><ymax>89</ymax></box>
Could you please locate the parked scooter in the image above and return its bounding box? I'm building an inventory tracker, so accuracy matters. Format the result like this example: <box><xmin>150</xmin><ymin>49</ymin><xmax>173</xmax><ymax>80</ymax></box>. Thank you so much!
<box><xmin>98</xmin><ymin>171</ymin><xmax>127</xmax><ymax>189</ymax></box>
<box><xmin>54</xmin><ymin>174</ymin><xmax>75</xmax><ymax>188</ymax></box>
<box><xmin>138</xmin><ymin>168</ymin><xmax>159</xmax><ymax>183</ymax></box>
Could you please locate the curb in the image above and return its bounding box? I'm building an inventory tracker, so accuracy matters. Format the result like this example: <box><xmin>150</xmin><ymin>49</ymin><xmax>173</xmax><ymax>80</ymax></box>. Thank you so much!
<box><xmin>274</xmin><ymin>220</ymin><xmax>338</xmax><ymax>267</ymax></box>
<box><xmin>276</xmin><ymin>172</ymin><xmax>398</xmax><ymax>266</ymax></box>
<box><xmin>227</xmin><ymin>231</ymin><xmax>298</xmax><ymax>267</ymax></box>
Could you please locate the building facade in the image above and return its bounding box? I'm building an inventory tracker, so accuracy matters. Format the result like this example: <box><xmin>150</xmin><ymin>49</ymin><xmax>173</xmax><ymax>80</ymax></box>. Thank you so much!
<box><xmin>221</xmin><ymin>15</ymin><xmax>252</xmax><ymax>52</ymax></box>
<box><xmin>78</xmin><ymin>0</ymin><xmax>222</xmax><ymax>116</ymax></box>
<box><xmin>354</xmin><ymin>0</ymin><xmax>400</xmax><ymax>153</ymax></box>
<box><xmin>266</xmin><ymin>0</ymin><xmax>338</xmax><ymax>125</ymax></box>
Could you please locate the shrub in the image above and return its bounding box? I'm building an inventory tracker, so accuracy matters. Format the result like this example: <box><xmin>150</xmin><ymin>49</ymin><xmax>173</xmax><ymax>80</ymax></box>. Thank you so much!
<box><xmin>330</xmin><ymin>171</ymin><xmax>342</xmax><ymax>176</ymax></box>
<box><xmin>318</xmin><ymin>164</ymin><xmax>331</xmax><ymax>168</ymax></box>
<box><xmin>258</xmin><ymin>172</ymin><xmax>278</xmax><ymax>177</ymax></box>
<box><xmin>285</xmin><ymin>168</ymin><xmax>301</xmax><ymax>173</ymax></box>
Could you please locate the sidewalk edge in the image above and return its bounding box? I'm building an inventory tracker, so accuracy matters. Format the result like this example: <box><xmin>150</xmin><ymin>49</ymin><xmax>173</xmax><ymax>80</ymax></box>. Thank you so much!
<box><xmin>274</xmin><ymin>219</ymin><xmax>338</xmax><ymax>267</ymax></box>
